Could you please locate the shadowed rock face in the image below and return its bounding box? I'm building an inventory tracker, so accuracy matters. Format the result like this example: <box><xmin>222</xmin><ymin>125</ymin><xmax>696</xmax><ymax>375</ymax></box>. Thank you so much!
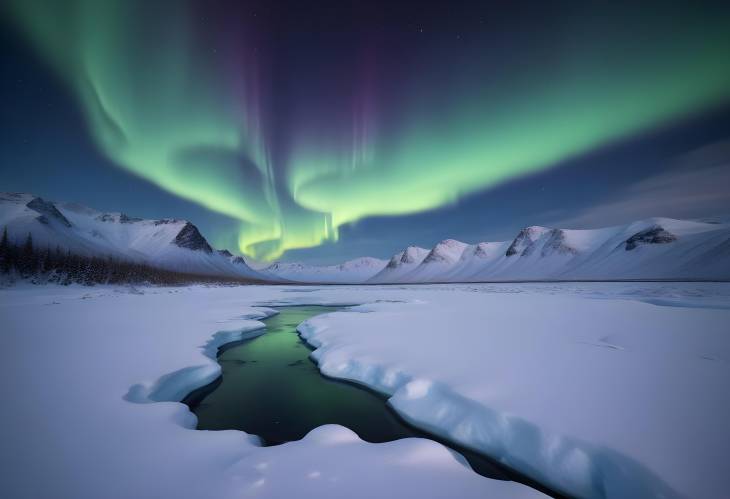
<box><xmin>472</xmin><ymin>243</ymin><xmax>492</xmax><ymax>258</ymax></box>
<box><xmin>153</xmin><ymin>218</ymin><xmax>179</xmax><ymax>226</ymax></box>
<box><xmin>401</xmin><ymin>246</ymin><xmax>423</xmax><ymax>264</ymax></box>
<box><xmin>386</xmin><ymin>252</ymin><xmax>404</xmax><ymax>269</ymax></box>
<box><xmin>26</xmin><ymin>197</ymin><xmax>72</xmax><ymax>228</ymax></box>
<box><xmin>625</xmin><ymin>226</ymin><xmax>678</xmax><ymax>251</ymax></box>
<box><xmin>541</xmin><ymin>229</ymin><xmax>577</xmax><ymax>257</ymax></box>
<box><xmin>506</xmin><ymin>226</ymin><xmax>547</xmax><ymax>257</ymax></box>
<box><xmin>96</xmin><ymin>213</ymin><xmax>115</xmax><ymax>222</ymax></box>
<box><xmin>383</xmin><ymin>247</ymin><xmax>426</xmax><ymax>270</ymax></box>
<box><xmin>173</xmin><ymin>222</ymin><xmax>213</xmax><ymax>253</ymax></box>
<box><xmin>217</xmin><ymin>249</ymin><xmax>233</xmax><ymax>258</ymax></box>
<box><xmin>119</xmin><ymin>213</ymin><xmax>143</xmax><ymax>224</ymax></box>
<box><xmin>96</xmin><ymin>213</ymin><xmax>142</xmax><ymax>223</ymax></box>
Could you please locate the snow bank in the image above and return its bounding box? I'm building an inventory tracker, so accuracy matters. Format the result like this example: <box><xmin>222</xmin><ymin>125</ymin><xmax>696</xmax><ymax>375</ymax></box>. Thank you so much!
<box><xmin>297</xmin><ymin>287</ymin><xmax>730</xmax><ymax>498</ymax></box>
<box><xmin>0</xmin><ymin>283</ymin><xmax>547</xmax><ymax>499</ymax></box>
<box><xmin>125</xmin><ymin>323</ymin><xmax>269</xmax><ymax>404</ymax></box>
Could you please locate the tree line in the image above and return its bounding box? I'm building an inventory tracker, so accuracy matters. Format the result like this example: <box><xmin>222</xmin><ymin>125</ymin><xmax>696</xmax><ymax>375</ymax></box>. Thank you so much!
<box><xmin>0</xmin><ymin>228</ymin><xmax>260</xmax><ymax>286</ymax></box>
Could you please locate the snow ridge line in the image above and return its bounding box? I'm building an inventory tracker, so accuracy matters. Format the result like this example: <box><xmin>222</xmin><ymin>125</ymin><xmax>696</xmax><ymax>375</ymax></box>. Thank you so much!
<box><xmin>124</xmin><ymin>308</ymin><xmax>278</xmax><ymax>407</ymax></box>
<box><xmin>297</xmin><ymin>312</ymin><xmax>682</xmax><ymax>499</ymax></box>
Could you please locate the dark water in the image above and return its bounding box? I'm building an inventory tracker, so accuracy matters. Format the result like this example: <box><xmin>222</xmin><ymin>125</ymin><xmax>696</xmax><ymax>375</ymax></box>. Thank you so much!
<box><xmin>183</xmin><ymin>306</ymin><xmax>564</xmax><ymax>497</ymax></box>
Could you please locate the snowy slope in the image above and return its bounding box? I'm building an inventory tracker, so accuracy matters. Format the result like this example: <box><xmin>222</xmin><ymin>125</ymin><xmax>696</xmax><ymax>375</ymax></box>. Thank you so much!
<box><xmin>399</xmin><ymin>239</ymin><xmax>469</xmax><ymax>283</ymax></box>
<box><xmin>297</xmin><ymin>284</ymin><xmax>730</xmax><ymax>498</ymax></box>
<box><xmin>557</xmin><ymin>218</ymin><xmax>730</xmax><ymax>280</ymax></box>
<box><xmin>0</xmin><ymin>193</ymin><xmax>268</xmax><ymax>280</ymax></box>
<box><xmin>443</xmin><ymin>241</ymin><xmax>513</xmax><ymax>282</ymax></box>
<box><xmin>368</xmin><ymin>246</ymin><xmax>431</xmax><ymax>283</ymax></box>
<box><xmin>266</xmin><ymin>257</ymin><xmax>387</xmax><ymax>284</ymax></box>
<box><xmin>368</xmin><ymin>218</ymin><xmax>730</xmax><ymax>283</ymax></box>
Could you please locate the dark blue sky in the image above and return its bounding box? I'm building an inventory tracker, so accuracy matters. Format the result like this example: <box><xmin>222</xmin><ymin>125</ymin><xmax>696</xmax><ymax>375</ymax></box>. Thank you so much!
<box><xmin>2</xmin><ymin>3</ymin><xmax>730</xmax><ymax>265</ymax></box>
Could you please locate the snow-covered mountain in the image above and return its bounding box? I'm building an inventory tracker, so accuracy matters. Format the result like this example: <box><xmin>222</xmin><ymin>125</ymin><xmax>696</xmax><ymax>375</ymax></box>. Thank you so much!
<box><xmin>392</xmin><ymin>239</ymin><xmax>468</xmax><ymax>283</ymax></box>
<box><xmin>269</xmin><ymin>215</ymin><xmax>730</xmax><ymax>284</ymax></box>
<box><xmin>6</xmin><ymin>192</ymin><xmax>726</xmax><ymax>283</ymax></box>
<box><xmin>366</xmin><ymin>218</ymin><xmax>730</xmax><ymax>283</ymax></box>
<box><xmin>266</xmin><ymin>257</ymin><xmax>386</xmax><ymax>283</ymax></box>
<box><xmin>367</xmin><ymin>246</ymin><xmax>430</xmax><ymax>283</ymax></box>
<box><xmin>0</xmin><ymin>193</ymin><xmax>270</xmax><ymax>281</ymax></box>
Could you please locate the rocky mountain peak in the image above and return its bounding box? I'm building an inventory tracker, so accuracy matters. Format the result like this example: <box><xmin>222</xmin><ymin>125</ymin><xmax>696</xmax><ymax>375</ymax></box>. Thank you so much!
<box><xmin>401</xmin><ymin>246</ymin><xmax>426</xmax><ymax>264</ymax></box>
<box><xmin>173</xmin><ymin>222</ymin><xmax>213</xmax><ymax>253</ymax></box>
<box><xmin>423</xmin><ymin>239</ymin><xmax>468</xmax><ymax>264</ymax></box>
<box><xmin>506</xmin><ymin>226</ymin><xmax>549</xmax><ymax>257</ymax></box>
<box><xmin>26</xmin><ymin>197</ymin><xmax>72</xmax><ymax>228</ymax></box>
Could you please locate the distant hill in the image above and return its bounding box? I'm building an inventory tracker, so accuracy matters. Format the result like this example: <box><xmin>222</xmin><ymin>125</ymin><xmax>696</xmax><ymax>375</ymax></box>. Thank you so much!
<box><xmin>271</xmin><ymin>218</ymin><xmax>730</xmax><ymax>284</ymax></box>
<box><xmin>368</xmin><ymin>218</ymin><xmax>730</xmax><ymax>283</ymax></box>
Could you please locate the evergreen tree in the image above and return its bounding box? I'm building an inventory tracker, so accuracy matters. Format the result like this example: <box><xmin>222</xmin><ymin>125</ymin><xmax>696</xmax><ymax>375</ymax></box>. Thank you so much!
<box><xmin>40</xmin><ymin>246</ymin><xmax>52</xmax><ymax>275</ymax></box>
<box><xmin>20</xmin><ymin>233</ymin><xmax>35</xmax><ymax>276</ymax></box>
<box><xmin>0</xmin><ymin>226</ymin><xmax>9</xmax><ymax>273</ymax></box>
<box><xmin>0</xmin><ymin>226</ymin><xmax>7</xmax><ymax>252</ymax></box>
<box><xmin>0</xmin><ymin>230</ymin><xmax>257</xmax><ymax>285</ymax></box>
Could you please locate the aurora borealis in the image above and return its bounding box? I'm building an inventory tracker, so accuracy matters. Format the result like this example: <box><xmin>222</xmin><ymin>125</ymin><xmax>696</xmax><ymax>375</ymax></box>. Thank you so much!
<box><xmin>3</xmin><ymin>1</ymin><xmax>730</xmax><ymax>261</ymax></box>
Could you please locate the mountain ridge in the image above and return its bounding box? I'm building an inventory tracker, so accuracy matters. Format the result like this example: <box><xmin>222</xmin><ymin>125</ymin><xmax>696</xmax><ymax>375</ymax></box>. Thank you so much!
<box><xmin>268</xmin><ymin>217</ymin><xmax>730</xmax><ymax>283</ymax></box>
<box><xmin>4</xmin><ymin>193</ymin><xmax>728</xmax><ymax>284</ymax></box>
<box><xmin>0</xmin><ymin>192</ymin><xmax>271</xmax><ymax>282</ymax></box>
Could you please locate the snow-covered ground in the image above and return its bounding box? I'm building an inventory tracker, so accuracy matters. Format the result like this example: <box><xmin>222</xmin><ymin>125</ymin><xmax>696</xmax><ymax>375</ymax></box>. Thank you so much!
<box><xmin>1</xmin><ymin>282</ymin><xmax>729</xmax><ymax>499</ymax></box>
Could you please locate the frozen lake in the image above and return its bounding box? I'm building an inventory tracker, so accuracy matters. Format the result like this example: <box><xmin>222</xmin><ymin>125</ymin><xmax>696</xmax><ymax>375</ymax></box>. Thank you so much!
<box><xmin>1</xmin><ymin>282</ymin><xmax>728</xmax><ymax>499</ymax></box>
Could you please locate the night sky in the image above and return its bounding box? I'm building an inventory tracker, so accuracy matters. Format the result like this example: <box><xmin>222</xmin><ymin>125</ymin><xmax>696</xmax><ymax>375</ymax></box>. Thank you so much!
<box><xmin>2</xmin><ymin>1</ymin><xmax>730</xmax><ymax>264</ymax></box>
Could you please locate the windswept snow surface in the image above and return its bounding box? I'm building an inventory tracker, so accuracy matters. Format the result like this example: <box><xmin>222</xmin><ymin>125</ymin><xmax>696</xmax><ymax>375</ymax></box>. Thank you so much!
<box><xmin>2</xmin><ymin>282</ymin><xmax>729</xmax><ymax>498</ymax></box>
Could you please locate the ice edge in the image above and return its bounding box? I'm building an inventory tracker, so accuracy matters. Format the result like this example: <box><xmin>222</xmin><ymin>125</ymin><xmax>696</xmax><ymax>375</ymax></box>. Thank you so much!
<box><xmin>297</xmin><ymin>307</ymin><xmax>683</xmax><ymax>499</ymax></box>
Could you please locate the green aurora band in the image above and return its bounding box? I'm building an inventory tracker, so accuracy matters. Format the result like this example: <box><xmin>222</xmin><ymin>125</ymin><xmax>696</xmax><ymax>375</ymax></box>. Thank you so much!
<box><xmin>6</xmin><ymin>1</ymin><xmax>730</xmax><ymax>260</ymax></box>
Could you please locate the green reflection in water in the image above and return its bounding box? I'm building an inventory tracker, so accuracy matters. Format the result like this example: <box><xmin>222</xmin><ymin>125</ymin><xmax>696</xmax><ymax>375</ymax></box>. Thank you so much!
<box><xmin>184</xmin><ymin>306</ymin><xmax>554</xmax><ymax>488</ymax></box>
